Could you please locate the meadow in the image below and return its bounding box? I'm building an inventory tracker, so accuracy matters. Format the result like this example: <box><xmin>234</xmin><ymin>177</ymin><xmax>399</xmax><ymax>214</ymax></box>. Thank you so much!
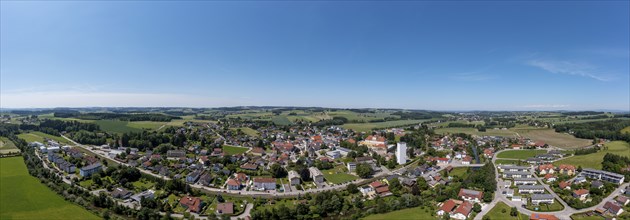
<box><xmin>232</xmin><ymin>127</ymin><xmax>260</xmax><ymax>137</ymax></box>
<box><xmin>362</xmin><ymin>205</ymin><xmax>436</xmax><ymax>220</ymax></box>
<box><xmin>496</xmin><ymin>149</ymin><xmax>547</xmax><ymax>160</ymax></box>
<box><xmin>0</xmin><ymin>137</ymin><xmax>20</xmax><ymax>154</ymax></box>
<box><xmin>483</xmin><ymin>202</ymin><xmax>529</xmax><ymax>220</ymax></box>
<box><xmin>513</xmin><ymin>128</ymin><xmax>591</xmax><ymax>149</ymax></box>
<box><xmin>223</xmin><ymin>145</ymin><xmax>249</xmax><ymax>155</ymax></box>
<box><xmin>0</xmin><ymin>157</ymin><xmax>99</xmax><ymax>220</ymax></box>
<box><xmin>17</xmin><ymin>131</ymin><xmax>71</xmax><ymax>145</ymax></box>
<box><xmin>342</xmin><ymin>119</ymin><xmax>429</xmax><ymax>132</ymax></box>
<box><xmin>553</xmin><ymin>141</ymin><xmax>630</xmax><ymax>169</ymax></box>
<box><xmin>435</xmin><ymin>127</ymin><xmax>518</xmax><ymax>137</ymax></box>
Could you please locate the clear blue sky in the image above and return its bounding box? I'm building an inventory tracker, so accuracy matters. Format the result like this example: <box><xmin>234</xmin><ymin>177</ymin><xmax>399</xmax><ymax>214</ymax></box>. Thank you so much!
<box><xmin>1</xmin><ymin>1</ymin><xmax>628</xmax><ymax>110</ymax></box>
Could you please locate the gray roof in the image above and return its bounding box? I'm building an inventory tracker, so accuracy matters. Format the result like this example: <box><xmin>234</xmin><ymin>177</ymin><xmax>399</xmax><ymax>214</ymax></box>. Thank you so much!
<box><xmin>531</xmin><ymin>194</ymin><xmax>554</xmax><ymax>200</ymax></box>
<box><xmin>80</xmin><ymin>162</ymin><xmax>102</xmax><ymax>171</ymax></box>
<box><xmin>504</xmin><ymin>171</ymin><xmax>531</xmax><ymax>176</ymax></box>
<box><xmin>582</xmin><ymin>168</ymin><xmax>625</xmax><ymax>178</ymax></box>
<box><xmin>513</xmin><ymin>178</ymin><xmax>538</xmax><ymax>181</ymax></box>
<box><xmin>498</xmin><ymin>165</ymin><xmax>529</xmax><ymax>170</ymax></box>
<box><xmin>518</xmin><ymin>185</ymin><xmax>545</xmax><ymax>190</ymax></box>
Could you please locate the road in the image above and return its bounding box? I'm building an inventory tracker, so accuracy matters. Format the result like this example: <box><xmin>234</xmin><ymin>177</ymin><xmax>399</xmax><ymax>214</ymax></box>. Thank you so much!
<box><xmin>231</xmin><ymin>204</ymin><xmax>253</xmax><ymax>220</ymax></box>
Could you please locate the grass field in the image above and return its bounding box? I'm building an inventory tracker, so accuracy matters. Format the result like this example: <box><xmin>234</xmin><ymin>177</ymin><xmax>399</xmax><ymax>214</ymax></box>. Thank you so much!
<box><xmin>342</xmin><ymin>119</ymin><xmax>429</xmax><ymax>132</ymax></box>
<box><xmin>496</xmin><ymin>150</ymin><xmax>547</xmax><ymax>160</ymax></box>
<box><xmin>0</xmin><ymin>137</ymin><xmax>20</xmax><ymax>154</ymax></box>
<box><xmin>495</xmin><ymin>159</ymin><xmax>524</xmax><ymax>165</ymax></box>
<box><xmin>553</xmin><ymin>141</ymin><xmax>630</xmax><ymax>169</ymax></box>
<box><xmin>323</xmin><ymin>172</ymin><xmax>359</xmax><ymax>184</ymax></box>
<box><xmin>515</xmin><ymin>128</ymin><xmax>591</xmax><ymax>149</ymax></box>
<box><xmin>271</xmin><ymin>116</ymin><xmax>292</xmax><ymax>125</ymax></box>
<box><xmin>17</xmin><ymin>132</ymin><xmax>71</xmax><ymax>145</ymax></box>
<box><xmin>448</xmin><ymin>167</ymin><xmax>470</xmax><ymax>179</ymax></box>
<box><xmin>622</xmin><ymin>126</ymin><xmax>630</xmax><ymax>134</ymax></box>
<box><xmin>223</xmin><ymin>145</ymin><xmax>249</xmax><ymax>155</ymax></box>
<box><xmin>362</xmin><ymin>205</ymin><xmax>436</xmax><ymax>220</ymax></box>
<box><xmin>483</xmin><ymin>201</ymin><xmax>529</xmax><ymax>220</ymax></box>
<box><xmin>232</xmin><ymin>127</ymin><xmax>259</xmax><ymax>137</ymax></box>
<box><xmin>570</xmin><ymin>213</ymin><xmax>605</xmax><ymax>220</ymax></box>
<box><xmin>435</xmin><ymin>127</ymin><xmax>518</xmax><ymax>137</ymax></box>
<box><xmin>0</xmin><ymin>157</ymin><xmax>99</xmax><ymax>220</ymax></box>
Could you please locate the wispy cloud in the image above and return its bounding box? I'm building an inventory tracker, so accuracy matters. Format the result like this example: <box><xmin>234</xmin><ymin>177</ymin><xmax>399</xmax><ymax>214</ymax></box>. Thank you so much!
<box><xmin>527</xmin><ymin>60</ymin><xmax>611</xmax><ymax>81</ymax></box>
<box><xmin>448</xmin><ymin>66</ymin><xmax>496</xmax><ymax>81</ymax></box>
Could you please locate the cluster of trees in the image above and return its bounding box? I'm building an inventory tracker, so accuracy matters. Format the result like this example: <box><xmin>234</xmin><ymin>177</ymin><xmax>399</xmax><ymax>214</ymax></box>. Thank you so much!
<box><xmin>312</xmin><ymin>116</ymin><xmax>349</xmax><ymax>127</ymax></box>
<box><xmin>70</xmin><ymin>130</ymin><xmax>107</xmax><ymax>145</ymax></box>
<box><xmin>392</xmin><ymin>111</ymin><xmax>444</xmax><ymax>120</ymax></box>
<box><xmin>602</xmin><ymin>153</ymin><xmax>630</xmax><ymax>181</ymax></box>
<box><xmin>574</xmin><ymin>146</ymin><xmax>600</xmax><ymax>155</ymax></box>
<box><xmin>554</xmin><ymin>119</ymin><xmax>630</xmax><ymax>142</ymax></box>
<box><xmin>54</xmin><ymin>112</ymin><xmax>180</xmax><ymax>122</ymax></box>
<box><xmin>462</xmin><ymin>162</ymin><xmax>496</xmax><ymax>202</ymax></box>
<box><xmin>20</xmin><ymin>119</ymin><xmax>100</xmax><ymax>135</ymax></box>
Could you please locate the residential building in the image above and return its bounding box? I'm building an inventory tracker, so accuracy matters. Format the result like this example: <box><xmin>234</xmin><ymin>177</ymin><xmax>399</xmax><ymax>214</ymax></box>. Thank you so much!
<box><xmin>518</xmin><ymin>185</ymin><xmax>545</xmax><ymax>194</ymax></box>
<box><xmin>458</xmin><ymin>188</ymin><xmax>484</xmax><ymax>203</ymax></box>
<box><xmin>452</xmin><ymin>201</ymin><xmax>473</xmax><ymax>220</ymax></box>
<box><xmin>79</xmin><ymin>162</ymin><xmax>102</xmax><ymax>177</ymax></box>
<box><xmin>347</xmin><ymin>162</ymin><xmax>357</xmax><ymax>172</ymax></box>
<box><xmin>514</xmin><ymin>178</ymin><xmax>538</xmax><ymax>185</ymax></box>
<box><xmin>111</xmin><ymin>188</ymin><xmax>132</xmax><ymax>199</ymax></box>
<box><xmin>498</xmin><ymin>165</ymin><xmax>529</xmax><ymax>172</ymax></box>
<box><xmin>616</xmin><ymin>195</ymin><xmax>629</xmax><ymax>206</ymax></box>
<box><xmin>573</xmin><ymin>176</ymin><xmax>587</xmax><ymax>184</ymax></box>
<box><xmin>557</xmin><ymin>164</ymin><xmax>576</xmax><ymax>176</ymax></box>
<box><xmin>544</xmin><ymin>174</ymin><xmax>556</xmax><ymax>182</ymax></box>
<box><xmin>309</xmin><ymin>167</ymin><xmax>324</xmax><ymax>183</ymax></box>
<box><xmin>179</xmin><ymin>196</ymin><xmax>204</xmax><ymax>213</ymax></box>
<box><xmin>326</xmin><ymin>150</ymin><xmax>341</xmax><ymax>159</ymax></box>
<box><xmin>396</xmin><ymin>142</ymin><xmax>407</xmax><ymax>165</ymax></box>
<box><xmin>226</xmin><ymin>179</ymin><xmax>241</xmax><ymax>190</ymax></box>
<box><xmin>573</xmin><ymin>189</ymin><xmax>589</xmax><ymax>201</ymax></box>
<box><xmin>186</xmin><ymin>170</ymin><xmax>203</xmax><ymax>183</ymax></box>
<box><xmin>253</xmin><ymin>177</ymin><xmax>276</xmax><ymax>190</ymax></box>
<box><xmin>288</xmin><ymin>170</ymin><xmax>301</xmax><ymax>185</ymax></box>
<box><xmin>217</xmin><ymin>202</ymin><xmax>234</xmax><ymax>215</ymax></box>
<box><xmin>591</xmin><ymin>180</ymin><xmax>604</xmax><ymax>189</ymax></box>
<box><xmin>503</xmin><ymin>189</ymin><xmax>514</xmax><ymax>197</ymax></box>
<box><xmin>437</xmin><ymin>199</ymin><xmax>457</xmax><ymax>216</ymax></box>
<box><xmin>167</xmin><ymin>150</ymin><xmax>185</xmax><ymax>158</ymax></box>
<box><xmin>462</xmin><ymin>156</ymin><xmax>472</xmax><ymax>165</ymax></box>
<box><xmin>131</xmin><ymin>190</ymin><xmax>155</xmax><ymax>203</ymax></box>
<box><xmin>530</xmin><ymin>194</ymin><xmax>554</xmax><ymax>205</ymax></box>
<box><xmin>503</xmin><ymin>171</ymin><xmax>533</xmax><ymax>179</ymax></box>
<box><xmin>603</xmin><ymin>201</ymin><xmax>623</xmax><ymax>216</ymax></box>
<box><xmin>537</xmin><ymin>164</ymin><xmax>555</xmax><ymax>175</ymax></box>
<box><xmin>580</xmin><ymin>168</ymin><xmax>625</xmax><ymax>184</ymax></box>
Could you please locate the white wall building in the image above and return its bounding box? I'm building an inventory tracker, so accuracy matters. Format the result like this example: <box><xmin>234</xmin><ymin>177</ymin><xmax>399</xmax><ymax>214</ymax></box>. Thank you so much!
<box><xmin>396</xmin><ymin>142</ymin><xmax>407</xmax><ymax>165</ymax></box>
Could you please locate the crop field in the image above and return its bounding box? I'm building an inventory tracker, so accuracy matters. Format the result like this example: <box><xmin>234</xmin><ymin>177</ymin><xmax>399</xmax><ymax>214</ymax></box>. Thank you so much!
<box><xmin>362</xmin><ymin>205</ymin><xmax>436</xmax><ymax>220</ymax></box>
<box><xmin>514</xmin><ymin>128</ymin><xmax>591</xmax><ymax>149</ymax></box>
<box><xmin>232</xmin><ymin>127</ymin><xmax>260</xmax><ymax>136</ymax></box>
<box><xmin>271</xmin><ymin>116</ymin><xmax>292</xmax><ymax>125</ymax></box>
<box><xmin>327</xmin><ymin>110</ymin><xmax>399</xmax><ymax>123</ymax></box>
<box><xmin>431</xmin><ymin>120</ymin><xmax>485</xmax><ymax>128</ymax></box>
<box><xmin>622</xmin><ymin>126</ymin><xmax>630</xmax><ymax>134</ymax></box>
<box><xmin>0</xmin><ymin>137</ymin><xmax>20</xmax><ymax>154</ymax></box>
<box><xmin>342</xmin><ymin>119</ymin><xmax>429</xmax><ymax>132</ymax></box>
<box><xmin>435</xmin><ymin>127</ymin><xmax>519</xmax><ymax>137</ymax></box>
<box><xmin>496</xmin><ymin>150</ymin><xmax>547</xmax><ymax>160</ymax></box>
<box><xmin>483</xmin><ymin>202</ymin><xmax>529</xmax><ymax>220</ymax></box>
<box><xmin>126</xmin><ymin>121</ymin><xmax>165</xmax><ymax>130</ymax></box>
<box><xmin>94</xmin><ymin>120</ymin><xmax>143</xmax><ymax>133</ymax></box>
<box><xmin>553</xmin><ymin>141</ymin><xmax>630</xmax><ymax>169</ymax></box>
<box><xmin>223</xmin><ymin>145</ymin><xmax>249</xmax><ymax>155</ymax></box>
<box><xmin>17</xmin><ymin>132</ymin><xmax>71</xmax><ymax>145</ymax></box>
<box><xmin>0</xmin><ymin>157</ymin><xmax>99</xmax><ymax>220</ymax></box>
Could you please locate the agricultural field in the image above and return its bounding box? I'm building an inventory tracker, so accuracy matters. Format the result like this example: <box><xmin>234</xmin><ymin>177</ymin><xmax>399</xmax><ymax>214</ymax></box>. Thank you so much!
<box><xmin>17</xmin><ymin>132</ymin><xmax>71</xmax><ymax>145</ymax></box>
<box><xmin>231</xmin><ymin>127</ymin><xmax>259</xmax><ymax>137</ymax></box>
<box><xmin>435</xmin><ymin>127</ymin><xmax>518</xmax><ymax>137</ymax></box>
<box><xmin>431</xmin><ymin>120</ymin><xmax>485</xmax><ymax>128</ymax></box>
<box><xmin>271</xmin><ymin>116</ymin><xmax>292</xmax><ymax>125</ymax></box>
<box><xmin>496</xmin><ymin>150</ymin><xmax>547</xmax><ymax>160</ymax></box>
<box><xmin>362</xmin><ymin>205</ymin><xmax>436</xmax><ymax>220</ymax></box>
<box><xmin>327</xmin><ymin>110</ymin><xmax>399</xmax><ymax>123</ymax></box>
<box><xmin>553</xmin><ymin>141</ymin><xmax>630</xmax><ymax>169</ymax></box>
<box><xmin>622</xmin><ymin>126</ymin><xmax>630</xmax><ymax>134</ymax></box>
<box><xmin>94</xmin><ymin>120</ymin><xmax>143</xmax><ymax>133</ymax></box>
<box><xmin>0</xmin><ymin>137</ymin><xmax>20</xmax><ymax>154</ymax></box>
<box><xmin>495</xmin><ymin>159</ymin><xmax>524</xmax><ymax>165</ymax></box>
<box><xmin>483</xmin><ymin>201</ymin><xmax>529</xmax><ymax>220</ymax></box>
<box><xmin>0</xmin><ymin>157</ymin><xmax>99</xmax><ymax>220</ymax></box>
<box><xmin>514</xmin><ymin>128</ymin><xmax>591</xmax><ymax>149</ymax></box>
<box><xmin>223</xmin><ymin>145</ymin><xmax>249</xmax><ymax>155</ymax></box>
<box><xmin>342</xmin><ymin>119</ymin><xmax>429</xmax><ymax>132</ymax></box>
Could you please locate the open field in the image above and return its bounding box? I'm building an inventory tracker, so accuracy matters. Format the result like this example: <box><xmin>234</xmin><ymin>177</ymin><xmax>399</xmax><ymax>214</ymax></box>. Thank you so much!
<box><xmin>271</xmin><ymin>116</ymin><xmax>292</xmax><ymax>125</ymax></box>
<box><xmin>448</xmin><ymin>167</ymin><xmax>470</xmax><ymax>179</ymax></box>
<box><xmin>553</xmin><ymin>141</ymin><xmax>630</xmax><ymax>169</ymax></box>
<box><xmin>435</xmin><ymin>127</ymin><xmax>518</xmax><ymax>137</ymax></box>
<box><xmin>342</xmin><ymin>119</ymin><xmax>429</xmax><ymax>132</ymax></box>
<box><xmin>362</xmin><ymin>205</ymin><xmax>436</xmax><ymax>220</ymax></box>
<box><xmin>94</xmin><ymin>120</ymin><xmax>143</xmax><ymax>133</ymax></box>
<box><xmin>496</xmin><ymin>150</ymin><xmax>547</xmax><ymax>160</ymax></box>
<box><xmin>327</xmin><ymin>110</ymin><xmax>399</xmax><ymax>123</ymax></box>
<box><xmin>223</xmin><ymin>145</ymin><xmax>249</xmax><ymax>155</ymax></box>
<box><xmin>495</xmin><ymin>159</ymin><xmax>524</xmax><ymax>165</ymax></box>
<box><xmin>622</xmin><ymin>126</ymin><xmax>630</xmax><ymax>134</ymax></box>
<box><xmin>483</xmin><ymin>201</ymin><xmax>529</xmax><ymax>220</ymax></box>
<box><xmin>431</xmin><ymin>120</ymin><xmax>485</xmax><ymax>128</ymax></box>
<box><xmin>232</xmin><ymin>127</ymin><xmax>259</xmax><ymax>137</ymax></box>
<box><xmin>17</xmin><ymin>132</ymin><xmax>71</xmax><ymax>145</ymax></box>
<box><xmin>0</xmin><ymin>157</ymin><xmax>99</xmax><ymax>220</ymax></box>
<box><xmin>515</xmin><ymin>128</ymin><xmax>592</xmax><ymax>149</ymax></box>
<box><xmin>323</xmin><ymin>172</ymin><xmax>358</xmax><ymax>184</ymax></box>
<box><xmin>570</xmin><ymin>213</ymin><xmax>605</xmax><ymax>220</ymax></box>
<box><xmin>0</xmin><ymin>137</ymin><xmax>20</xmax><ymax>154</ymax></box>
<box><xmin>127</xmin><ymin>121</ymin><xmax>166</xmax><ymax>130</ymax></box>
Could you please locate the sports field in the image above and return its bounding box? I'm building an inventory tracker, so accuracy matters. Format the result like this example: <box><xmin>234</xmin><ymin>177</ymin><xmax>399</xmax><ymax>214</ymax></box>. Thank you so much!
<box><xmin>553</xmin><ymin>141</ymin><xmax>630</xmax><ymax>169</ymax></box>
<box><xmin>0</xmin><ymin>157</ymin><xmax>99</xmax><ymax>219</ymax></box>
<box><xmin>496</xmin><ymin>150</ymin><xmax>547</xmax><ymax>160</ymax></box>
<box><xmin>362</xmin><ymin>205</ymin><xmax>436</xmax><ymax>220</ymax></box>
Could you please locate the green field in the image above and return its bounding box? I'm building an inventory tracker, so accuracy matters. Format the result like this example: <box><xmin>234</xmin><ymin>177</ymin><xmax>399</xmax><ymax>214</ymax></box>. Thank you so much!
<box><xmin>271</xmin><ymin>116</ymin><xmax>292</xmax><ymax>125</ymax></box>
<box><xmin>232</xmin><ymin>127</ymin><xmax>259</xmax><ymax>137</ymax></box>
<box><xmin>342</xmin><ymin>119</ymin><xmax>429</xmax><ymax>132</ymax></box>
<box><xmin>622</xmin><ymin>126</ymin><xmax>630</xmax><ymax>134</ymax></box>
<box><xmin>448</xmin><ymin>167</ymin><xmax>470</xmax><ymax>179</ymax></box>
<box><xmin>496</xmin><ymin>150</ymin><xmax>547</xmax><ymax>160</ymax></box>
<box><xmin>514</xmin><ymin>128</ymin><xmax>591</xmax><ymax>149</ymax></box>
<box><xmin>0</xmin><ymin>157</ymin><xmax>99</xmax><ymax>220</ymax></box>
<box><xmin>17</xmin><ymin>132</ymin><xmax>71</xmax><ymax>145</ymax></box>
<box><xmin>435</xmin><ymin>127</ymin><xmax>518</xmax><ymax>137</ymax></box>
<box><xmin>483</xmin><ymin>202</ymin><xmax>529</xmax><ymax>220</ymax></box>
<box><xmin>322</xmin><ymin>172</ymin><xmax>359</xmax><ymax>184</ymax></box>
<box><xmin>495</xmin><ymin>159</ymin><xmax>524</xmax><ymax>165</ymax></box>
<box><xmin>362</xmin><ymin>205</ymin><xmax>436</xmax><ymax>220</ymax></box>
<box><xmin>223</xmin><ymin>145</ymin><xmax>249</xmax><ymax>155</ymax></box>
<box><xmin>0</xmin><ymin>137</ymin><xmax>20</xmax><ymax>154</ymax></box>
<box><xmin>570</xmin><ymin>213</ymin><xmax>605</xmax><ymax>220</ymax></box>
<box><xmin>553</xmin><ymin>141</ymin><xmax>630</xmax><ymax>169</ymax></box>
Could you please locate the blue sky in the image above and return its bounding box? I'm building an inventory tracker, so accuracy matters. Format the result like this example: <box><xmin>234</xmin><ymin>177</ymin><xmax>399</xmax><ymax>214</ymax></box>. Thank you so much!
<box><xmin>1</xmin><ymin>1</ymin><xmax>628</xmax><ymax>110</ymax></box>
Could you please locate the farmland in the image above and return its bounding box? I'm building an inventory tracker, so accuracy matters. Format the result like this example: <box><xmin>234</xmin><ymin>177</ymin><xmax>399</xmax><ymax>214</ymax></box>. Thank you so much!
<box><xmin>223</xmin><ymin>145</ymin><xmax>249</xmax><ymax>155</ymax></box>
<box><xmin>232</xmin><ymin>127</ymin><xmax>260</xmax><ymax>137</ymax></box>
<box><xmin>553</xmin><ymin>141</ymin><xmax>630</xmax><ymax>169</ymax></box>
<box><xmin>362</xmin><ymin>205</ymin><xmax>436</xmax><ymax>220</ymax></box>
<box><xmin>342</xmin><ymin>119</ymin><xmax>429</xmax><ymax>132</ymax></box>
<box><xmin>17</xmin><ymin>132</ymin><xmax>71</xmax><ymax>145</ymax></box>
<box><xmin>0</xmin><ymin>137</ymin><xmax>20</xmax><ymax>154</ymax></box>
<box><xmin>0</xmin><ymin>157</ymin><xmax>99</xmax><ymax>220</ymax></box>
<box><xmin>514</xmin><ymin>128</ymin><xmax>591</xmax><ymax>149</ymax></box>
<box><xmin>496</xmin><ymin>149</ymin><xmax>547</xmax><ymax>160</ymax></box>
<box><xmin>435</xmin><ymin>127</ymin><xmax>518</xmax><ymax>137</ymax></box>
<box><xmin>483</xmin><ymin>202</ymin><xmax>529</xmax><ymax>220</ymax></box>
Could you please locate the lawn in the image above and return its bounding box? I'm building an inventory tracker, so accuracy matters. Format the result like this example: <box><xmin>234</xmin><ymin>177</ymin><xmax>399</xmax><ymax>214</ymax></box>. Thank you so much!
<box><xmin>0</xmin><ymin>137</ymin><xmax>20</xmax><ymax>154</ymax></box>
<box><xmin>0</xmin><ymin>157</ymin><xmax>99</xmax><ymax>220</ymax></box>
<box><xmin>223</xmin><ymin>145</ymin><xmax>249</xmax><ymax>155</ymax></box>
<box><xmin>132</xmin><ymin>179</ymin><xmax>155</xmax><ymax>191</ymax></box>
<box><xmin>525</xmin><ymin>199</ymin><xmax>564</xmax><ymax>212</ymax></box>
<box><xmin>362</xmin><ymin>205</ymin><xmax>436</xmax><ymax>220</ymax></box>
<box><xmin>342</xmin><ymin>119</ymin><xmax>430</xmax><ymax>132</ymax></box>
<box><xmin>570</xmin><ymin>213</ymin><xmax>605</xmax><ymax>220</ymax></box>
<box><xmin>483</xmin><ymin>201</ymin><xmax>529</xmax><ymax>220</ymax></box>
<box><xmin>496</xmin><ymin>150</ymin><xmax>547</xmax><ymax>160</ymax></box>
<box><xmin>323</xmin><ymin>172</ymin><xmax>359</xmax><ymax>184</ymax></box>
<box><xmin>553</xmin><ymin>141</ymin><xmax>630</xmax><ymax>169</ymax></box>
<box><xmin>448</xmin><ymin>167</ymin><xmax>470</xmax><ymax>179</ymax></box>
<box><xmin>515</xmin><ymin>128</ymin><xmax>591</xmax><ymax>149</ymax></box>
<box><xmin>495</xmin><ymin>159</ymin><xmax>524</xmax><ymax>165</ymax></box>
<box><xmin>17</xmin><ymin>132</ymin><xmax>71</xmax><ymax>145</ymax></box>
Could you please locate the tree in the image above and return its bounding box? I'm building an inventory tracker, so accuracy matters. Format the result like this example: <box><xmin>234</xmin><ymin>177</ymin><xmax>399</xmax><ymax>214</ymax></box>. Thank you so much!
<box><xmin>387</xmin><ymin>156</ymin><xmax>397</xmax><ymax>169</ymax></box>
<box><xmin>473</xmin><ymin>203</ymin><xmax>481</xmax><ymax>213</ymax></box>
<box><xmin>389</xmin><ymin>178</ymin><xmax>402</xmax><ymax>194</ymax></box>
<box><xmin>270</xmin><ymin>164</ymin><xmax>287</xmax><ymax>178</ymax></box>
<box><xmin>356</xmin><ymin>163</ymin><xmax>373</xmax><ymax>178</ymax></box>
<box><xmin>577</xmin><ymin>165</ymin><xmax>583</xmax><ymax>172</ymax></box>
<box><xmin>346</xmin><ymin>183</ymin><xmax>359</xmax><ymax>194</ymax></box>
<box><xmin>510</xmin><ymin>207</ymin><xmax>518</xmax><ymax>217</ymax></box>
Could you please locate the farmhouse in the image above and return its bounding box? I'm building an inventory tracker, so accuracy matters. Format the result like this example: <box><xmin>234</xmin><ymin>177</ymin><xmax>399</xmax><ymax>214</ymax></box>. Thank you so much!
<box><xmin>437</xmin><ymin>199</ymin><xmax>457</xmax><ymax>216</ymax></box>
<box><xmin>451</xmin><ymin>201</ymin><xmax>473</xmax><ymax>220</ymax></box>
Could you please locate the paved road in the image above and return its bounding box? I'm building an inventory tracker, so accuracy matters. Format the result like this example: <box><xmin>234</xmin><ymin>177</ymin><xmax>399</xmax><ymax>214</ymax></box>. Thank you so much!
<box><xmin>231</xmin><ymin>204</ymin><xmax>253</xmax><ymax>220</ymax></box>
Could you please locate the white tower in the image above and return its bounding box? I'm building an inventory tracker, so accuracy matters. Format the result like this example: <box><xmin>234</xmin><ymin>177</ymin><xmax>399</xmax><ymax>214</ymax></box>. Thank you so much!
<box><xmin>396</xmin><ymin>142</ymin><xmax>407</xmax><ymax>165</ymax></box>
